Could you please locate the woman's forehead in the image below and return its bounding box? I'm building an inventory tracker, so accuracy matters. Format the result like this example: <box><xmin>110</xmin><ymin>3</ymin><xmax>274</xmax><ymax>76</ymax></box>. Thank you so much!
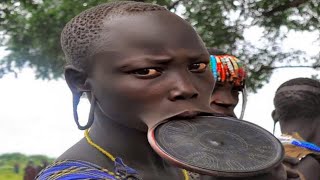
<box><xmin>97</xmin><ymin>12</ymin><xmax>205</xmax><ymax>52</ymax></box>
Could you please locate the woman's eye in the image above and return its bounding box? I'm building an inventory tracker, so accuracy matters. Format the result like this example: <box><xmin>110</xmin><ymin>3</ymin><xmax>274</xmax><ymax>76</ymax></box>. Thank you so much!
<box><xmin>132</xmin><ymin>68</ymin><xmax>162</xmax><ymax>78</ymax></box>
<box><xmin>189</xmin><ymin>63</ymin><xmax>208</xmax><ymax>73</ymax></box>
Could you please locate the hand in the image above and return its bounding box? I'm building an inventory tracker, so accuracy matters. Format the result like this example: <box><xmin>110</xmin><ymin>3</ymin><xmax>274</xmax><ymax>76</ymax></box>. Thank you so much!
<box><xmin>261</xmin><ymin>163</ymin><xmax>287</xmax><ymax>180</ymax></box>
<box><xmin>283</xmin><ymin>156</ymin><xmax>304</xmax><ymax>180</ymax></box>
<box><xmin>234</xmin><ymin>163</ymin><xmax>287</xmax><ymax>180</ymax></box>
<box><xmin>284</xmin><ymin>166</ymin><xmax>302</xmax><ymax>180</ymax></box>
<box><xmin>283</xmin><ymin>156</ymin><xmax>300</xmax><ymax>166</ymax></box>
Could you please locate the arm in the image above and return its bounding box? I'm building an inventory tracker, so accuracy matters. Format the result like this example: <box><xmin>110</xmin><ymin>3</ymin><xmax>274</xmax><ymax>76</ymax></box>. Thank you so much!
<box><xmin>283</xmin><ymin>155</ymin><xmax>320</xmax><ymax>180</ymax></box>
<box><xmin>294</xmin><ymin>156</ymin><xmax>320</xmax><ymax>180</ymax></box>
<box><xmin>196</xmin><ymin>163</ymin><xmax>287</xmax><ymax>180</ymax></box>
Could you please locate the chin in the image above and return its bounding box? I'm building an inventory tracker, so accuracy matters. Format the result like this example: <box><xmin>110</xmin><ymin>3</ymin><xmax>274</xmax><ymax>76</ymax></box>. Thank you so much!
<box><xmin>210</xmin><ymin>105</ymin><xmax>236</xmax><ymax>118</ymax></box>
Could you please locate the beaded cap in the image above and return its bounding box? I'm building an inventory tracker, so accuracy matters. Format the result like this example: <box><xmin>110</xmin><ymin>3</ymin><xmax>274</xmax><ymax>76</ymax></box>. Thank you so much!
<box><xmin>209</xmin><ymin>55</ymin><xmax>246</xmax><ymax>88</ymax></box>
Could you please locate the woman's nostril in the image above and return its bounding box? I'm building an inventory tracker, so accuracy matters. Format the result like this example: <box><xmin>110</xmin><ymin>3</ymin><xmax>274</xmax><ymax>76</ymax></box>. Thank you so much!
<box><xmin>191</xmin><ymin>93</ymin><xmax>198</xmax><ymax>99</ymax></box>
<box><xmin>213</xmin><ymin>102</ymin><xmax>232</xmax><ymax>108</ymax></box>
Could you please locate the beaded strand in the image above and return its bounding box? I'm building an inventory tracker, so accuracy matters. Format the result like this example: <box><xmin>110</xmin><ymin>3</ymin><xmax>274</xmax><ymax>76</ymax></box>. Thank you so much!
<box><xmin>210</xmin><ymin>54</ymin><xmax>246</xmax><ymax>87</ymax></box>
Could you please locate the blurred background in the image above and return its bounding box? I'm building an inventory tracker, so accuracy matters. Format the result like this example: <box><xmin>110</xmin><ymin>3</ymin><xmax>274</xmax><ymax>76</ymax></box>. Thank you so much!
<box><xmin>0</xmin><ymin>0</ymin><xmax>319</xmax><ymax>179</ymax></box>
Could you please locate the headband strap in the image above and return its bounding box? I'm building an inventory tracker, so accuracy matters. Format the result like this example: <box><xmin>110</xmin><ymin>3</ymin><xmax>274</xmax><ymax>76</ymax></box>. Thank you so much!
<box><xmin>276</xmin><ymin>85</ymin><xmax>320</xmax><ymax>95</ymax></box>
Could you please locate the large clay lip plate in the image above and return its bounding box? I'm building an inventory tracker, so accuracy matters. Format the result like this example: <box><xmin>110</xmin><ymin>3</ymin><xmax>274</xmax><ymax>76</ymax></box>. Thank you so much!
<box><xmin>148</xmin><ymin>116</ymin><xmax>284</xmax><ymax>177</ymax></box>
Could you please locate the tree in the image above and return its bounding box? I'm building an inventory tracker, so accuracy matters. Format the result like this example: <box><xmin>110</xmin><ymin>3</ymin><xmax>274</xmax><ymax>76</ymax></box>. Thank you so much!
<box><xmin>0</xmin><ymin>0</ymin><xmax>319</xmax><ymax>92</ymax></box>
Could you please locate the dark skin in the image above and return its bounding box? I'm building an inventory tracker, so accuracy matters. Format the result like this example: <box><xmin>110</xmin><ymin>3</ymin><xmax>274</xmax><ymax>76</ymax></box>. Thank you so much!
<box><xmin>59</xmin><ymin>10</ymin><xmax>287</xmax><ymax>179</ymax></box>
<box><xmin>61</xmin><ymin>11</ymin><xmax>214</xmax><ymax>180</ymax></box>
<box><xmin>200</xmin><ymin>81</ymin><xmax>288</xmax><ymax>179</ymax></box>
<box><xmin>209</xmin><ymin>81</ymin><xmax>303</xmax><ymax>179</ymax></box>
<box><xmin>209</xmin><ymin>82</ymin><xmax>303</xmax><ymax>179</ymax></box>
<box><xmin>210</xmin><ymin>82</ymin><xmax>240</xmax><ymax>117</ymax></box>
<box><xmin>272</xmin><ymin>111</ymin><xmax>320</xmax><ymax>180</ymax></box>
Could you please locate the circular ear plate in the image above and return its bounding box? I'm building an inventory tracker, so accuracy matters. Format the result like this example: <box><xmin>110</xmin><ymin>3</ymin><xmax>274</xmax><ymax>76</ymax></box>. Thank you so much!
<box><xmin>148</xmin><ymin>116</ymin><xmax>284</xmax><ymax>177</ymax></box>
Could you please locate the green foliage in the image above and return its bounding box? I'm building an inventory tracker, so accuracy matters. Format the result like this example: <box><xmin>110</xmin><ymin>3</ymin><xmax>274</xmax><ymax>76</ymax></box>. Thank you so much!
<box><xmin>0</xmin><ymin>0</ymin><xmax>106</xmax><ymax>79</ymax></box>
<box><xmin>0</xmin><ymin>0</ymin><xmax>319</xmax><ymax>92</ymax></box>
<box><xmin>0</xmin><ymin>152</ymin><xmax>54</xmax><ymax>165</ymax></box>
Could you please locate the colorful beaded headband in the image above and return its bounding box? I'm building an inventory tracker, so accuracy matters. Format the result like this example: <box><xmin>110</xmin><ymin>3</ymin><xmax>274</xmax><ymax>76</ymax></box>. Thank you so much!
<box><xmin>209</xmin><ymin>55</ymin><xmax>246</xmax><ymax>87</ymax></box>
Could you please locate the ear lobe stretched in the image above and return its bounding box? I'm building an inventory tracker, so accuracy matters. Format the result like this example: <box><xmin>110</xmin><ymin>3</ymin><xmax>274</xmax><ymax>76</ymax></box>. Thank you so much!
<box><xmin>271</xmin><ymin>110</ymin><xmax>279</xmax><ymax>135</ymax></box>
<box><xmin>64</xmin><ymin>65</ymin><xmax>95</xmax><ymax>130</ymax></box>
<box><xmin>271</xmin><ymin>110</ymin><xmax>279</xmax><ymax>123</ymax></box>
<box><xmin>64</xmin><ymin>65</ymin><xmax>91</xmax><ymax>93</ymax></box>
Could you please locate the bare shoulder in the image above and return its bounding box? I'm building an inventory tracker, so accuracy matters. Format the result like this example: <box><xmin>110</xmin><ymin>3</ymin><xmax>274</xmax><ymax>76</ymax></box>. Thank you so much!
<box><xmin>55</xmin><ymin>137</ymin><xmax>115</xmax><ymax>170</ymax></box>
<box><xmin>56</xmin><ymin>138</ymin><xmax>90</xmax><ymax>161</ymax></box>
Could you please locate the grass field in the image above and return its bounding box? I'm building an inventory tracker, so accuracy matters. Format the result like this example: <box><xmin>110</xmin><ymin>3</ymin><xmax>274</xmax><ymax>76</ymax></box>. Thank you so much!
<box><xmin>0</xmin><ymin>153</ymin><xmax>54</xmax><ymax>180</ymax></box>
<box><xmin>0</xmin><ymin>166</ymin><xmax>22</xmax><ymax>180</ymax></box>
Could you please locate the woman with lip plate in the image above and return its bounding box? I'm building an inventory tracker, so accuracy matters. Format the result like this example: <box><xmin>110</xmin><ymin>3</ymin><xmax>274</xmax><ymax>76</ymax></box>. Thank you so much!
<box><xmin>36</xmin><ymin>1</ymin><xmax>287</xmax><ymax>179</ymax></box>
<box><xmin>36</xmin><ymin>1</ymin><xmax>214</xmax><ymax>179</ymax></box>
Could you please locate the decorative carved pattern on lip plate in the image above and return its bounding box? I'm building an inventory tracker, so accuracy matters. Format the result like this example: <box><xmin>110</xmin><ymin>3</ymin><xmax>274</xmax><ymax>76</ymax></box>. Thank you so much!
<box><xmin>153</xmin><ymin>116</ymin><xmax>284</xmax><ymax>175</ymax></box>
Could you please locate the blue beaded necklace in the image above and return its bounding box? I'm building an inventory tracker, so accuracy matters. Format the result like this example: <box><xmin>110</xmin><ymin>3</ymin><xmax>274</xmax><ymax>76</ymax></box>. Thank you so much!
<box><xmin>279</xmin><ymin>134</ymin><xmax>320</xmax><ymax>152</ymax></box>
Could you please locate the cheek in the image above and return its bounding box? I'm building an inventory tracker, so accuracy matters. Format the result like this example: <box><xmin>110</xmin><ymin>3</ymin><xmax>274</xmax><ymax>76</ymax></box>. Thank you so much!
<box><xmin>95</xmin><ymin>76</ymin><xmax>167</xmax><ymax>107</ymax></box>
<box><xmin>232</xmin><ymin>94</ymin><xmax>239</xmax><ymax>103</ymax></box>
<box><xmin>205</xmin><ymin>72</ymin><xmax>215</xmax><ymax>90</ymax></box>
<box><xmin>120</xmin><ymin>78</ymin><xmax>166</xmax><ymax>101</ymax></box>
<box><xmin>195</xmin><ymin>72</ymin><xmax>215</xmax><ymax>97</ymax></box>
<box><xmin>211</xmin><ymin>89</ymin><xmax>224</xmax><ymax>101</ymax></box>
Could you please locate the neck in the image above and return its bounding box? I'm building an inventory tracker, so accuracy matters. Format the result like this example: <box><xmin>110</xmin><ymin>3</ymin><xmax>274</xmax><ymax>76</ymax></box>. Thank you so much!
<box><xmin>88</xmin><ymin>109</ymin><xmax>172</xmax><ymax>172</ymax></box>
<box><xmin>305</xmin><ymin>121</ymin><xmax>320</xmax><ymax>146</ymax></box>
<box><xmin>281</xmin><ymin>117</ymin><xmax>320</xmax><ymax>146</ymax></box>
